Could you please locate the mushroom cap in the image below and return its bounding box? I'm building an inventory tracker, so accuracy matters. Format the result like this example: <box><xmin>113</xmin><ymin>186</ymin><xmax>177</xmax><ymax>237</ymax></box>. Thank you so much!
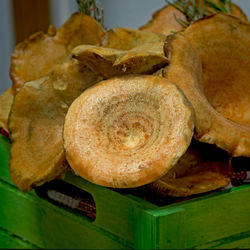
<box><xmin>148</xmin><ymin>160</ymin><xmax>232</xmax><ymax>197</ymax></box>
<box><xmin>10</xmin><ymin>12</ymin><xmax>105</xmax><ymax>93</ymax></box>
<box><xmin>0</xmin><ymin>88</ymin><xmax>14</xmax><ymax>133</ymax></box>
<box><xmin>101</xmin><ymin>27</ymin><xmax>166</xmax><ymax>50</ymax></box>
<box><xmin>8</xmin><ymin>59</ymin><xmax>100</xmax><ymax>191</ymax></box>
<box><xmin>72</xmin><ymin>42</ymin><xmax>168</xmax><ymax>79</ymax></box>
<box><xmin>139</xmin><ymin>5</ymin><xmax>186</xmax><ymax>35</ymax></box>
<box><xmin>64</xmin><ymin>75</ymin><xmax>195</xmax><ymax>188</ymax></box>
<box><xmin>164</xmin><ymin>14</ymin><xmax>250</xmax><ymax>157</ymax></box>
<box><xmin>73</xmin><ymin>27</ymin><xmax>168</xmax><ymax>79</ymax></box>
<box><xmin>148</xmin><ymin>141</ymin><xmax>232</xmax><ymax>197</ymax></box>
<box><xmin>139</xmin><ymin>0</ymin><xmax>247</xmax><ymax>36</ymax></box>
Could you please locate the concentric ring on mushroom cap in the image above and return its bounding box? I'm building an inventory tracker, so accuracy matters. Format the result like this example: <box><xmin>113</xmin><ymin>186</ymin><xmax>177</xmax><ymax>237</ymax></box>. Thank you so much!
<box><xmin>164</xmin><ymin>14</ymin><xmax>250</xmax><ymax>157</ymax></box>
<box><xmin>64</xmin><ymin>75</ymin><xmax>195</xmax><ymax>188</ymax></box>
<box><xmin>8</xmin><ymin>59</ymin><xmax>100</xmax><ymax>191</ymax></box>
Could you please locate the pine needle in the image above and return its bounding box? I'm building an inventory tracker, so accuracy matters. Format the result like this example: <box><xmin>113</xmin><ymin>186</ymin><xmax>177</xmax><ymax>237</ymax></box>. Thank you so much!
<box><xmin>166</xmin><ymin>0</ymin><xmax>233</xmax><ymax>28</ymax></box>
<box><xmin>76</xmin><ymin>0</ymin><xmax>105</xmax><ymax>28</ymax></box>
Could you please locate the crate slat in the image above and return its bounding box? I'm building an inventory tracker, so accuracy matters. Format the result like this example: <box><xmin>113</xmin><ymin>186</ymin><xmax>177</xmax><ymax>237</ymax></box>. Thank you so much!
<box><xmin>1</xmin><ymin>134</ymin><xmax>250</xmax><ymax>249</ymax></box>
<box><xmin>0</xmin><ymin>181</ymin><xmax>132</xmax><ymax>249</ymax></box>
<box><xmin>0</xmin><ymin>227</ymin><xmax>39</xmax><ymax>249</ymax></box>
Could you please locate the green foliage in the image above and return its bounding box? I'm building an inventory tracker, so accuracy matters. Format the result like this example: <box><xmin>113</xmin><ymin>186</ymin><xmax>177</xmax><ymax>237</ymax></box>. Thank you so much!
<box><xmin>165</xmin><ymin>0</ymin><xmax>233</xmax><ymax>28</ymax></box>
<box><xmin>76</xmin><ymin>0</ymin><xmax>105</xmax><ymax>28</ymax></box>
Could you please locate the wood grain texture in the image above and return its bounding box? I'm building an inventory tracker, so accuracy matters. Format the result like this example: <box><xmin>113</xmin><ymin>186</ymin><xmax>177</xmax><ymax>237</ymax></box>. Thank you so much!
<box><xmin>134</xmin><ymin>186</ymin><xmax>250</xmax><ymax>249</ymax></box>
<box><xmin>0</xmin><ymin>227</ymin><xmax>38</xmax><ymax>249</ymax></box>
<box><xmin>0</xmin><ymin>135</ymin><xmax>12</xmax><ymax>184</ymax></box>
<box><xmin>12</xmin><ymin>0</ymin><xmax>50</xmax><ymax>44</ymax></box>
<box><xmin>0</xmin><ymin>181</ymin><xmax>132</xmax><ymax>249</ymax></box>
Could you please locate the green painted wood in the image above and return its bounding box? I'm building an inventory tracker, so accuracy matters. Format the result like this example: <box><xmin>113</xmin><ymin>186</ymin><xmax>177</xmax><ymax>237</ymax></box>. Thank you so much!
<box><xmin>134</xmin><ymin>208</ymin><xmax>158</xmax><ymax>250</ymax></box>
<box><xmin>0</xmin><ymin>181</ymin><xmax>132</xmax><ymax>249</ymax></box>
<box><xmin>0</xmin><ymin>134</ymin><xmax>156</xmax><ymax>246</ymax></box>
<box><xmin>203</xmin><ymin>230</ymin><xmax>250</xmax><ymax>249</ymax></box>
<box><xmin>137</xmin><ymin>185</ymin><xmax>250</xmax><ymax>249</ymax></box>
<box><xmin>134</xmin><ymin>207</ymin><xmax>187</xmax><ymax>249</ymax></box>
<box><xmin>0</xmin><ymin>227</ymin><xmax>39</xmax><ymax>249</ymax></box>
<box><xmin>0</xmin><ymin>135</ymin><xmax>12</xmax><ymax>185</ymax></box>
<box><xmin>211</xmin><ymin>236</ymin><xmax>250</xmax><ymax>249</ymax></box>
<box><xmin>65</xmin><ymin>171</ymin><xmax>156</xmax><ymax>244</ymax></box>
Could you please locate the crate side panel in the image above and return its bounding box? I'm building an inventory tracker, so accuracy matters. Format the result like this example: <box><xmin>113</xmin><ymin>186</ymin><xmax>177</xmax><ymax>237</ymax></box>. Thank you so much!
<box><xmin>134</xmin><ymin>208</ymin><xmax>187</xmax><ymax>249</ymax></box>
<box><xmin>185</xmin><ymin>188</ymin><xmax>250</xmax><ymax>248</ymax></box>
<box><xmin>0</xmin><ymin>227</ymin><xmax>39</xmax><ymax>249</ymax></box>
<box><xmin>0</xmin><ymin>135</ymin><xmax>12</xmax><ymax>184</ymax></box>
<box><xmin>211</xmin><ymin>236</ymin><xmax>250</xmax><ymax>249</ymax></box>
<box><xmin>0</xmin><ymin>129</ymin><xmax>145</xmax><ymax>244</ymax></box>
<box><xmin>157</xmin><ymin>208</ymin><xmax>186</xmax><ymax>249</ymax></box>
<box><xmin>65</xmin><ymin>172</ymin><xmax>147</xmax><ymax>243</ymax></box>
<box><xmin>201</xmin><ymin>230</ymin><xmax>250</xmax><ymax>249</ymax></box>
<box><xmin>155</xmin><ymin>186</ymin><xmax>250</xmax><ymax>249</ymax></box>
<box><xmin>0</xmin><ymin>181</ymin><xmax>132</xmax><ymax>249</ymax></box>
<box><xmin>134</xmin><ymin>209</ymin><xmax>157</xmax><ymax>250</ymax></box>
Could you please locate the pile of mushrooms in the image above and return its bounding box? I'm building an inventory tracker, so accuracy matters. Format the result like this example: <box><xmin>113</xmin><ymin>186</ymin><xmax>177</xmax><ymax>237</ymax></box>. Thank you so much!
<box><xmin>0</xmin><ymin>1</ymin><xmax>249</xmax><ymax>200</ymax></box>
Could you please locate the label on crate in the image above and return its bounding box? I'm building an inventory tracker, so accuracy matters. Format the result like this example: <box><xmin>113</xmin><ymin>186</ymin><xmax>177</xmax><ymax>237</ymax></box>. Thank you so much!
<box><xmin>0</xmin><ymin>128</ymin><xmax>9</xmax><ymax>138</ymax></box>
<box><xmin>224</xmin><ymin>171</ymin><xmax>250</xmax><ymax>189</ymax></box>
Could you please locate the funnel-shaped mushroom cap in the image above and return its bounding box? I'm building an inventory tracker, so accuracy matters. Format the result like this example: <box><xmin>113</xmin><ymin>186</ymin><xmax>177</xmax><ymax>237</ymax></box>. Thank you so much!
<box><xmin>8</xmin><ymin>59</ymin><xmax>100</xmax><ymax>191</ymax></box>
<box><xmin>164</xmin><ymin>14</ymin><xmax>250</xmax><ymax>156</ymax></box>
<box><xmin>72</xmin><ymin>42</ymin><xmax>168</xmax><ymax>79</ymax></box>
<box><xmin>64</xmin><ymin>75</ymin><xmax>195</xmax><ymax>188</ymax></box>
<box><xmin>73</xmin><ymin>28</ymin><xmax>168</xmax><ymax>79</ymax></box>
<box><xmin>149</xmin><ymin>161</ymin><xmax>231</xmax><ymax>197</ymax></box>
<box><xmin>101</xmin><ymin>27</ymin><xmax>166</xmax><ymax>50</ymax></box>
<box><xmin>148</xmin><ymin>143</ymin><xmax>232</xmax><ymax>197</ymax></box>
<box><xmin>139</xmin><ymin>1</ymin><xmax>247</xmax><ymax>35</ymax></box>
<box><xmin>139</xmin><ymin>5</ymin><xmax>186</xmax><ymax>35</ymax></box>
<box><xmin>10</xmin><ymin>12</ymin><xmax>105</xmax><ymax>93</ymax></box>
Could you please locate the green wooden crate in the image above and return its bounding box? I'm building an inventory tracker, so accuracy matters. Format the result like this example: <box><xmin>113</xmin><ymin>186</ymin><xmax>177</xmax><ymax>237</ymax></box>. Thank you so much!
<box><xmin>0</xmin><ymin>227</ymin><xmax>38</xmax><ymax>249</ymax></box>
<box><xmin>0</xmin><ymin>134</ymin><xmax>250</xmax><ymax>249</ymax></box>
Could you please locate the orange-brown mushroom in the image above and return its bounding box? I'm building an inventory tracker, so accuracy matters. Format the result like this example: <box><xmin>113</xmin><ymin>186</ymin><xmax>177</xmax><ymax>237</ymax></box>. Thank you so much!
<box><xmin>10</xmin><ymin>12</ymin><xmax>105</xmax><ymax>94</ymax></box>
<box><xmin>72</xmin><ymin>27</ymin><xmax>168</xmax><ymax>78</ymax></box>
<box><xmin>72</xmin><ymin>27</ymin><xmax>168</xmax><ymax>79</ymax></box>
<box><xmin>64</xmin><ymin>75</ymin><xmax>195</xmax><ymax>188</ymax></box>
<box><xmin>139</xmin><ymin>5</ymin><xmax>186</xmax><ymax>35</ymax></box>
<box><xmin>164</xmin><ymin>14</ymin><xmax>250</xmax><ymax>157</ymax></box>
<box><xmin>101</xmin><ymin>27</ymin><xmax>166</xmax><ymax>50</ymax></box>
<box><xmin>147</xmin><ymin>142</ymin><xmax>232</xmax><ymax>197</ymax></box>
<box><xmin>8</xmin><ymin>59</ymin><xmax>101</xmax><ymax>191</ymax></box>
<box><xmin>0</xmin><ymin>88</ymin><xmax>14</xmax><ymax>133</ymax></box>
<box><xmin>72</xmin><ymin>42</ymin><xmax>168</xmax><ymax>79</ymax></box>
<box><xmin>139</xmin><ymin>1</ymin><xmax>247</xmax><ymax>35</ymax></box>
